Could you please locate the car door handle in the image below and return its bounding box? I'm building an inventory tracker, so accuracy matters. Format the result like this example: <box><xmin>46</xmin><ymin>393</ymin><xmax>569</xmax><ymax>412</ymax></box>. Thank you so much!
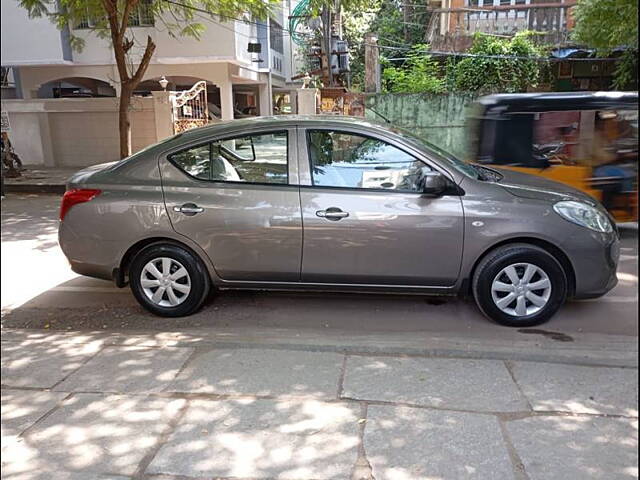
<box><xmin>316</xmin><ymin>208</ymin><xmax>349</xmax><ymax>220</ymax></box>
<box><xmin>173</xmin><ymin>203</ymin><xmax>204</xmax><ymax>216</ymax></box>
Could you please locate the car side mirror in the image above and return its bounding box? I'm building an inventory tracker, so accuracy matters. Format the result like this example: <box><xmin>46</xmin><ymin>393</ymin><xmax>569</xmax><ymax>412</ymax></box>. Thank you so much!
<box><xmin>421</xmin><ymin>171</ymin><xmax>449</xmax><ymax>196</ymax></box>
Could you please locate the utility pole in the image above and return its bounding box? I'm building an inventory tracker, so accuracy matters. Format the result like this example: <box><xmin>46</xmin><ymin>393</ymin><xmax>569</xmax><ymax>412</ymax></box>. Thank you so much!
<box><xmin>403</xmin><ymin>0</ymin><xmax>412</xmax><ymax>42</ymax></box>
<box><xmin>321</xmin><ymin>5</ymin><xmax>333</xmax><ymax>86</ymax></box>
<box><xmin>334</xmin><ymin>0</ymin><xmax>342</xmax><ymax>38</ymax></box>
<box><xmin>364</xmin><ymin>33</ymin><xmax>380</xmax><ymax>93</ymax></box>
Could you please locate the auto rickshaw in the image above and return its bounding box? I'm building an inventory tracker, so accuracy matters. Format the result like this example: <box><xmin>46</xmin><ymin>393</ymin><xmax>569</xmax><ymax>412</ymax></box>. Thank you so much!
<box><xmin>467</xmin><ymin>91</ymin><xmax>638</xmax><ymax>222</ymax></box>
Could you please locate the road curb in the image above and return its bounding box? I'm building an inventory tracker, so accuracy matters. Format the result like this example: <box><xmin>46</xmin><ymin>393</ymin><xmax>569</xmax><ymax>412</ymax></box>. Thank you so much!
<box><xmin>2</xmin><ymin>328</ymin><xmax>637</xmax><ymax>368</ymax></box>
<box><xmin>4</xmin><ymin>183</ymin><xmax>65</xmax><ymax>194</ymax></box>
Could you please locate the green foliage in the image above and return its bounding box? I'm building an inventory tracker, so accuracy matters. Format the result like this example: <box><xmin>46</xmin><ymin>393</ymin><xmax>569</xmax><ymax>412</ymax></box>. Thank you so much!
<box><xmin>612</xmin><ymin>50</ymin><xmax>639</xmax><ymax>90</ymax></box>
<box><xmin>379</xmin><ymin>33</ymin><xmax>546</xmax><ymax>94</ymax></box>
<box><xmin>306</xmin><ymin>0</ymin><xmax>373</xmax><ymax>17</ymax></box>
<box><xmin>382</xmin><ymin>44</ymin><xmax>444</xmax><ymax>93</ymax></box>
<box><xmin>447</xmin><ymin>32</ymin><xmax>547</xmax><ymax>93</ymax></box>
<box><xmin>19</xmin><ymin>0</ymin><xmax>277</xmax><ymax>51</ymax></box>
<box><xmin>342</xmin><ymin>2</ymin><xmax>380</xmax><ymax>91</ymax></box>
<box><xmin>368</xmin><ymin>0</ymin><xmax>430</xmax><ymax>48</ymax></box>
<box><xmin>342</xmin><ymin>0</ymin><xmax>431</xmax><ymax>91</ymax></box>
<box><xmin>572</xmin><ymin>0</ymin><xmax>638</xmax><ymax>89</ymax></box>
<box><xmin>572</xmin><ymin>0</ymin><xmax>638</xmax><ymax>50</ymax></box>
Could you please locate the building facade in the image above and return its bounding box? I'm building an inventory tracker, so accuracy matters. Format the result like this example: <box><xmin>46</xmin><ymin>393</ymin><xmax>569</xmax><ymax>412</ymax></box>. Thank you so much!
<box><xmin>1</xmin><ymin>0</ymin><xmax>303</xmax><ymax>117</ymax></box>
<box><xmin>1</xmin><ymin>0</ymin><xmax>304</xmax><ymax>166</ymax></box>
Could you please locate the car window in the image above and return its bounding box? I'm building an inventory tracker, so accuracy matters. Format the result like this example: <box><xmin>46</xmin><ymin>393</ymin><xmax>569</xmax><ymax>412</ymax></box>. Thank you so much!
<box><xmin>169</xmin><ymin>144</ymin><xmax>211</xmax><ymax>180</ymax></box>
<box><xmin>169</xmin><ymin>131</ymin><xmax>288</xmax><ymax>185</ymax></box>
<box><xmin>216</xmin><ymin>132</ymin><xmax>288</xmax><ymax>184</ymax></box>
<box><xmin>308</xmin><ymin>130</ymin><xmax>431</xmax><ymax>192</ymax></box>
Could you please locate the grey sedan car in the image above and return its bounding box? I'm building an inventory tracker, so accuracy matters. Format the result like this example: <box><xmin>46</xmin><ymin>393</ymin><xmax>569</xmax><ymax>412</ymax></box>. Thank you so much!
<box><xmin>58</xmin><ymin>116</ymin><xmax>619</xmax><ymax>326</ymax></box>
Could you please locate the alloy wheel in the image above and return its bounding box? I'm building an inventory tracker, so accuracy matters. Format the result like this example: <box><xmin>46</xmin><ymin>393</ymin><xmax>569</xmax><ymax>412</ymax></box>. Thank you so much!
<box><xmin>490</xmin><ymin>262</ymin><xmax>552</xmax><ymax>317</ymax></box>
<box><xmin>140</xmin><ymin>257</ymin><xmax>191</xmax><ymax>307</ymax></box>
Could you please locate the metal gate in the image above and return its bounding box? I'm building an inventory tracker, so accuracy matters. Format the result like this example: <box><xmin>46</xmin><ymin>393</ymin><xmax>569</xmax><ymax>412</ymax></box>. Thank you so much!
<box><xmin>171</xmin><ymin>81</ymin><xmax>209</xmax><ymax>133</ymax></box>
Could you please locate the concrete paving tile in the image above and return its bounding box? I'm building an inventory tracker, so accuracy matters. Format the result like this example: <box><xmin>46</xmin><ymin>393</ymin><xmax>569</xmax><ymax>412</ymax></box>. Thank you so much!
<box><xmin>364</xmin><ymin>405</ymin><xmax>514</xmax><ymax>480</ymax></box>
<box><xmin>1</xmin><ymin>389</ymin><xmax>68</xmax><ymax>437</ymax></box>
<box><xmin>5</xmin><ymin>393</ymin><xmax>185</xmax><ymax>477</ymax></box>
<box><xmin>167</xmin><ymin>348</ymin><xmax>344</xmax><ymax>398</ymax></box>
<box><xmin>0</xmin><ymin>437</ymin><xmax>128</xmax><ymax>480</ymax></box>
<box><xmin>1</xmin><ymin>341</ymin><xmax>102</xmax><ymax>388</ymax></box>
<box><xmin>343</xmin><ymin>356</ymin><xmax>528</xmax><ymax>412</ymax></box>
<box><xmin>147</xmin><ymin>398</ymin><xmax>360</xmax><ymax>479</ymax></box>
<box><xmin>53</xmin><ymin>346</ymin><xmax>194</xmax><ymax>393</ymax></box>
<box><xmin>510</xmin><ymin>362</ymin><xmax>639</xmax><ymax>416</ymax></box>
<box><xmin>506</xmin><ymin>415</ymin><xmax>638</xmax><ymax>480</ymax></box>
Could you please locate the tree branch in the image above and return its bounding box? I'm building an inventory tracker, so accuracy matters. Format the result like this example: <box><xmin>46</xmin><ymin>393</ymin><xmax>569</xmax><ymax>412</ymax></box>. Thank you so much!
<box><xmin>121</xmin><ymin>0</ymin><xmax>141</xmax><ymax>36</ymax></box>
<box><xmin>101</xmin><ymin>0</ymin><xmax>129</xmax><ymax>82</ymax></box>
<box><xmin>130</xmin><ymin>35</ymin><xmax>157</xmax><ymax>87</ymax></box>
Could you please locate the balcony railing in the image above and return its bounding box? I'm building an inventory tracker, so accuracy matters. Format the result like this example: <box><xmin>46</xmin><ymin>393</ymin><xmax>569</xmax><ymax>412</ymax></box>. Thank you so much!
<box><xmin>426</xmin><ymin>1</ymin><xmax>577</xmax><ymax>50</ymax></box>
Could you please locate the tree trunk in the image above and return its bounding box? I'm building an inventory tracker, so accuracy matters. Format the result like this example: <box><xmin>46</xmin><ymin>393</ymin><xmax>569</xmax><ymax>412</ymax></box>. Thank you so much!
<box><xmin>118</xmin><ymin>84</ymin><xmax>132</xmax><ymax>159</ymax></box>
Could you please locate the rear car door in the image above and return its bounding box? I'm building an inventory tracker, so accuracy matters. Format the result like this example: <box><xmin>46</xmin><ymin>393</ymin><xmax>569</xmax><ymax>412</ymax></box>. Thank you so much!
<box><xmin>160</xmin><ymin>128</ymin><xmax>302</xmax><ymax>282</ymax></box>
<box><xmin>299</xmin><ymin>128</ymin><xmax>464</xmax><ymax>286</ymax></box>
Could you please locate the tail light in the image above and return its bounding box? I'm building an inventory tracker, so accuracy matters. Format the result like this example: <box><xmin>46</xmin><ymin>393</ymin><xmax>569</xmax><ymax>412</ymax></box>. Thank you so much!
<box><xmin>60</xmin><ymin>189</ymin><xmax>101</xmax><ymax>221</ymax></box>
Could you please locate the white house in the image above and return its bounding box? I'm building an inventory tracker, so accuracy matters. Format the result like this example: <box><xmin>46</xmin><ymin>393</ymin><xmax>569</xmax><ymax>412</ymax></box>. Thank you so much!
<box><xmin>0</xmin><ymin>0</ymin><xmax>304</xmax><ymax>166</ymax></box>
<box><xmin>1</xmin><ymin>0</ymin><xmax>304</xmax><ymax>117</ymax></box>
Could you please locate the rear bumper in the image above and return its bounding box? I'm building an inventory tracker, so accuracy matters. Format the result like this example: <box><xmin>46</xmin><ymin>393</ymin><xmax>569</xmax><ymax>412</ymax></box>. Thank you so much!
<box><xmin>67</xmin><ymin>260</ymin><xmax>114</xmax><ymax>282</ymax></box>
<box><xmin>59</xmin><ymin>221</ymin><xmax>118</xmax><ymax>283</ymax></box>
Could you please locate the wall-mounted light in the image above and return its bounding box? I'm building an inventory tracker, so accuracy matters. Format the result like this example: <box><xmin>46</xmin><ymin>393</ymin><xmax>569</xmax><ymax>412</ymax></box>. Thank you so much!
<box><xmin>159</xmin><ymin>76</ymin><xmax>169</xmax><ymax>91</ymax></box>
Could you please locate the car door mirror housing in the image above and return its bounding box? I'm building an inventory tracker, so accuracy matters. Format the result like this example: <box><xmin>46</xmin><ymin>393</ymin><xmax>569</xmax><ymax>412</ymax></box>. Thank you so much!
<box><xmin>421</xmin><ymin>171</ymin><xmax>450</xmax><ymax>196</ymax></box>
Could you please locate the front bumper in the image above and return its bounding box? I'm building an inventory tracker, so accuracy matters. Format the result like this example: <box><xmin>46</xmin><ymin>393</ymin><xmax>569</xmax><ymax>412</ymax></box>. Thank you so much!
<box><xmin>562</xmin><ymin>228</ymin><xmax>620</xmax><ymax>299</ymax></box>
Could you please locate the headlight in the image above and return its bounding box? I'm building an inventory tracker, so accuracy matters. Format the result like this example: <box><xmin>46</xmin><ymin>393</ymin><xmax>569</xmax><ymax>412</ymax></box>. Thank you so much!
<box><xmin>553</xmin><ymin>200</ymin><xmax>613</xmax><ymax>233</ymax></box>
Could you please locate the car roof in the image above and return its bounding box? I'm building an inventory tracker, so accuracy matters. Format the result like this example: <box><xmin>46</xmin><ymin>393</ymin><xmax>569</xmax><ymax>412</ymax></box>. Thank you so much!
<box><xmin>168</xmin><ymin>115</ymin><xmax>395</xmax><ymax>144</ymax></box>
<box><xmin>475</xmin><ymin>91</ymin><xmax>638</xmax><ymax>114</ymax></box>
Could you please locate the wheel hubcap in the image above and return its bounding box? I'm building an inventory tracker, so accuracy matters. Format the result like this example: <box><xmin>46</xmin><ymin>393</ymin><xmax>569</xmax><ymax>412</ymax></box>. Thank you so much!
<box><xmin>491</xmin><ymin>263</ymin><xmax>552</xmax><ymax>317</ymax></box>
<box><xmin>140</xmin><ymin>257</ymin><xmax>191</xmax><ymax>307</ymax></box>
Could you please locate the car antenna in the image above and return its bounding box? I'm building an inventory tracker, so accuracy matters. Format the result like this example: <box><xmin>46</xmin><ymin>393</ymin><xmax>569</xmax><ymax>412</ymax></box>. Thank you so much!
<box><xmin>367</xmin><ymin>107</ymin><xmax>392</xmax><ymax>124</ymax></box>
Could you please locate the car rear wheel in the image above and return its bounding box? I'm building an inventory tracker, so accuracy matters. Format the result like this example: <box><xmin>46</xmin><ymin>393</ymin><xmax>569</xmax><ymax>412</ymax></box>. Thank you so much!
<box><xmin>129</xmin><ymin>243</ymin><xmax>210</xmax><ymax>317</ymax></box>
<box><xmin>472</xmin><ymin>244</ymin><xmax>567</xmax><ymax>327</ymax></box>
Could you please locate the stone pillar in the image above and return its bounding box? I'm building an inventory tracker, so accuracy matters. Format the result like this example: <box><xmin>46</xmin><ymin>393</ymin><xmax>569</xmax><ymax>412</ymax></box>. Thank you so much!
<box><xmin>37</xmin><ymin>112</ymin><xmax>56</xmax><ymax>167</ymax></box>
<box><xmin>289</xmin><ymin>89</ymin><xmax>298</xmax><ymax>114</ymax></box>
<box><xmin>297</xmin><ymin>88</ymin><xmax>319</xmax><ymax>115</ymax></box>
<box><xmin>151</xmin><ymin>91</ymin><xmax>174</xmax><ymax>141</ymax></box>
<box><xmin>259</xmin><ymin>81</ymin><xmax>273</xmax><ymax>116</ymax></box>
<box><xmin>219</xmin><ymin>82</ymin><xmax>234</xmax><ymax>121</ymax></box>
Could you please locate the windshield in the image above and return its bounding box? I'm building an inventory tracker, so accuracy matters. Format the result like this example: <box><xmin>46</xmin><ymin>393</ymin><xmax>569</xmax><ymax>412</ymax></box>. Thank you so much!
<box><xmin>390</xmin><ymin>126</ymin><xmax>481</xmax><ymax>180</ymax></box>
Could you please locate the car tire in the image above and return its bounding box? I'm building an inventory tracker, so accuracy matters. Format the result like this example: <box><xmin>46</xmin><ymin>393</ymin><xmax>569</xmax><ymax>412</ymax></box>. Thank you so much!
<box><xmin>472</xmin><ymin>244</ymin><xmax>567</xmax><ymax>327</ymax></box>
<box><xmin>129</xmin><ymin>243</ymin><xmax>210</xmax><ymax>317</ymax></box>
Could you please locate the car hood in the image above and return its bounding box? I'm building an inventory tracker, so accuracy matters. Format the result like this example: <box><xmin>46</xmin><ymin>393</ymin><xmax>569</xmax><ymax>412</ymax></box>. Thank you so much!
<box><xmin>491</xmin><ymin>167</ymin><xmax>597</xmax><ymax>206</ymax></box>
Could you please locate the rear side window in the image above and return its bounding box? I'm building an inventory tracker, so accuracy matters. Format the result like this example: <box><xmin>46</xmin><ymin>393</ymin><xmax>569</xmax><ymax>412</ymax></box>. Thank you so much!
<box><xmin>169</xmin><ymin>131</ymin><xmax>288</xmax><ymax>185</ymax></box>
<box><xmin>169</xmin><ymin>144</ymin><xmax>211</xmax><ymax>180</ymax></box>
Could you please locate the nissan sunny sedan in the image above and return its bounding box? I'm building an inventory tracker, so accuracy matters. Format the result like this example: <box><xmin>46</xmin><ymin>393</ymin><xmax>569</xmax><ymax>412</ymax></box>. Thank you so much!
<box><xmin>58</xmin><ymin>116</ymin><xmax>620</xmax><ymax>326</ymax></box>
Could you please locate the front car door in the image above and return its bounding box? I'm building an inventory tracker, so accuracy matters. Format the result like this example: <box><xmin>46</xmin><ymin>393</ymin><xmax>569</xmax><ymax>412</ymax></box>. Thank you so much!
<box><xmin>299</xmin><ymin>127</ymin><xmax>464</xmax><ymax>286</ymax></box>
<box><xmin>160</xmin><ymin>128</ymin><xmax>302</xmax><ymax>282</ymax></box>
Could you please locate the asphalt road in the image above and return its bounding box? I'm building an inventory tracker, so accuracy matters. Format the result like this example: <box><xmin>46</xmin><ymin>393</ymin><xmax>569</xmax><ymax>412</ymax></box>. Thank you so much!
<box><xmin>1</xmin><ymin>193</ymin><xmax>637</xmax><ymax>339</ymax></box>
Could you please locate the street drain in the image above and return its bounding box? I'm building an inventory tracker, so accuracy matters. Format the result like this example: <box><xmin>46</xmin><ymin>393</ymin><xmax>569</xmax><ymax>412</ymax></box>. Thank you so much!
<box><xmin>517</xmin><ymin>328</ymin><xmax>574</xmax><ymax>342</ymax></box>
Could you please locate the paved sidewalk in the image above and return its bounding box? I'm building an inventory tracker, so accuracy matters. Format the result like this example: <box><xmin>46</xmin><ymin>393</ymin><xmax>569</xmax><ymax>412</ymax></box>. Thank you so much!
<box><xmin>1</xmin><ymin>329</ymin><xmax>637</xmax><ymax>480</ymax></box>
<box><xmin>3</xmin><ymin>167</ymin><xmax>75</xmax><ymax>194</ymax></box>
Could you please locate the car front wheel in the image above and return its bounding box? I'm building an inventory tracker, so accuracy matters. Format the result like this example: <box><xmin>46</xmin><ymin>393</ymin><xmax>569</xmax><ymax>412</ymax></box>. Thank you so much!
<box><xmin>472</xmin><ymin>244</ymin><xmax>567</xmax><ymax>327</ymax></box>
<box><xmin>129</xmin><ymin>243</ymin><xmax>210</xmax><ymax>317</ymax></box>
